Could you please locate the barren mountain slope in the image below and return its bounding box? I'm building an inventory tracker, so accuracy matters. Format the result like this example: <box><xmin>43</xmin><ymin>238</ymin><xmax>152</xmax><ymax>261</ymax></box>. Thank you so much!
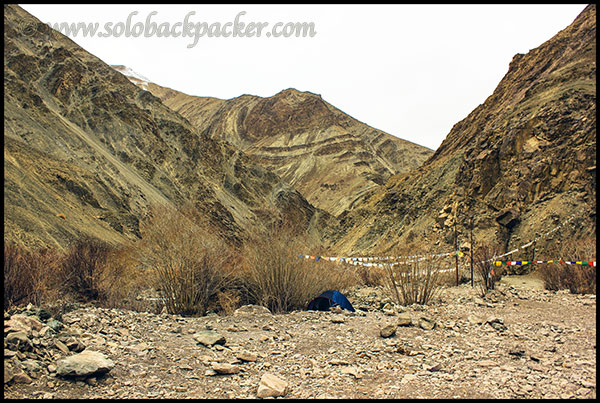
<box><xmin>335</xmin><ymin>5</ymin><xmax>596</xmax><ymax>255</ymax></box>
<box><xmin>4</xmin><ymin>5</ymin><xmax>336</xmax><ymax>249</ymax></box>
<box><xmin>113</xmin><ymin>69</ymin><xmax>433</xmax><ymax>217</ymax></box>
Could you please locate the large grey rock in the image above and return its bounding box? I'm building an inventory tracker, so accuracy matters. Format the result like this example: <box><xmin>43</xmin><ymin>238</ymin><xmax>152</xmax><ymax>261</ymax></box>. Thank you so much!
<box><xmin>194</xmin><ymin>331</ymin><xmax>226</xmax><ymax>347</ymax></box>
<box><xmin>56</xmin><ymin>350</ymin><xmax>114</xmax><ymax>377</ymax></box>
<box><xmin>4</xmin><ymin>314</ymin><xmax>44</xmax><ymax>336</ymax></box>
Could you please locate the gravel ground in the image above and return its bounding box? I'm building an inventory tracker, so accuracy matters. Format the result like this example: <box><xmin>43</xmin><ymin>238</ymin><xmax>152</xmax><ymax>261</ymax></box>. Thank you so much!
<box><xmin>4</xmin><ymin>277</ymin><xmax>596</xmax><ymax>399</ymax></box>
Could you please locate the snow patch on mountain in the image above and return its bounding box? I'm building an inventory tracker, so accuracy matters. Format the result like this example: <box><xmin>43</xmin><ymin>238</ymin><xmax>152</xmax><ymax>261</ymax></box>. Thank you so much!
<box><xmin>111</xmin><ymin>65</ymin><xmax>151</xmax><ymax>90</ymax></box>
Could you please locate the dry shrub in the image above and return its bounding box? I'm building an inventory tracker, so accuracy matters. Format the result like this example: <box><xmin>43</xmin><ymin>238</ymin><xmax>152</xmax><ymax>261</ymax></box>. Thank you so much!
<box><xmin>61</xmin><ymin>236</ymin><xmax>113</xmax><ymax>302</ymax></box>
<box><xmin>383</xmin><ymin>257</ymin><xmax>445</xmax><ymax>306</ymax></box>
<box><xmin>539</xmin><ymin>235</ymin><xmax>596</xmax><ymax>294</ymax></box>
<box><xmin>96</xmin><ymin>243</ymin><xmax>157</xmax><ymax>311</ymax></box>
<box><xmin>356</xmin><ymin>264</ymin><xmax>386</xmax><ymax>286</ymax></box>
<box><xmin>4</xmin><ymin>243</ymin><xmax>62</xmax><ymax>308</ymax></box>
<box><xmin>473</xmin><ymin>241</ymin><xmax>504</xmax><ymax>297</ymax></box>
<box><xmin>381</xmin><ymin>240</ymin><xmax>447</xmax><ymax>306</ymax></box>
<box><xmin>137</xmin><ymin>204</ymin><xmax>237</xmax><ymax>316</ymax></box>
<box><xmin>240</xmin><ymin>222</ymin><xmax>357</xmax><ymax>313</ymax></box>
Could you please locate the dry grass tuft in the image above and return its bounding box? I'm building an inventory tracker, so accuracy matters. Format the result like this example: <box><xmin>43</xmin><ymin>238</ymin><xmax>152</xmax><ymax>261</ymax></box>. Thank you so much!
<box><xmin>539</xmin><ymin>236</ymin><xmax>596</xmax><ymax>294</ymax></box>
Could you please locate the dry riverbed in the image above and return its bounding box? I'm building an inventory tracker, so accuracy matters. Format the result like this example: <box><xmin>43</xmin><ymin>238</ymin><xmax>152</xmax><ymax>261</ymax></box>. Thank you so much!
<box><xmin>4</xmin><ymin>278</ymin><xmax>596</xmax><ymax>399</ymax></box>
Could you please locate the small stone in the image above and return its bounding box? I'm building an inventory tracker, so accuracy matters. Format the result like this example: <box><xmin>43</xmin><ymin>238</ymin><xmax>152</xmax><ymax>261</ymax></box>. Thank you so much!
<box><xmin>331</xmin><ymin>316</ymin><xmax>345</xmax><ymax>324</ymax></box>
<box><xmin>341</xmin><ymin>366</ymin><xmax>362</xmax><ymax>378</ymax></box>
<box><xmin>54</xmin><ymin>340</ymin><xmax>70</xmax><ymax>354</ymax></box>
<box><xmin>236</xmin><ymin>352</ymin><xmax>258</xmax><ymax>362</ymax></box>
<box><xmin>257</xmin><ymin>373</ymin><xmax>288</xmax><ymax>398</ymax></box>
<box><xmin>419</xmin><ymin>317</ymin><xmax>436</xmax><ymax>330</ymax></box>
<box><xmin>380</xmin><ymin>324</ymin><xmax>397</xmax><ymax>338</ymax></box>
<box><xmin>425</xmin><ymin>363</ymin><xmax>442</xmax><ymax>372</ymax></box>
<box><xmin>6</xmin><ymin>331</ymin><xmax>33</xmax><ymax>351</ymax></box>
<box><xmin>233</xmin><ymin>305</ymin><xmax>272</xmax><ymax>316</ymax></box>
<box><xmin>211</xmin><ymin>362</ymin><xmax>240</xmax><ymax>375</ymax></box>
<box><xmin>397</xmin><ymin>312</ymin><xmax>413</xmax><ymax>326</ymax></box>
<box><xmin>12</xmin><ymin>371</ymin><xmax>32</xmax><ymax>384</ymax></box>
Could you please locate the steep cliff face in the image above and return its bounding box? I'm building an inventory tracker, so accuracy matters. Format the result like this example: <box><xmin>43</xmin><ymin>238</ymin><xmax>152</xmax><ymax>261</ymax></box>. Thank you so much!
<box><xmin>4</xmin><ymin>5</ymin><xmax>335</xmax><ymax>249</ymax></box>
<box><xmin>114</xmin><ymin>71</ymin><xmax>433</xmax><ymax>217</ymax></box>
<box><xmin>336</xmin><ymin>5</ymin><xmax>596</xmax><ymax>255</ymax></box>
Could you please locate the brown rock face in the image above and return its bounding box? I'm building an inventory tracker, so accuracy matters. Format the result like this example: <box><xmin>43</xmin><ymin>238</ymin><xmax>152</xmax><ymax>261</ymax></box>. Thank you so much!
<box><xmin>117</xmin><ymin>72</ymin><xmax>433</xmax><ymax>217</ymax></box>
<box><xmin>4</xmin><ymin>5</ymin><xmax>334</xmax><ymax>249</ymax></box>
<box><xmin>336</xmin><ymin>5</ymin><xmax>596</xmax><ymax>254</ymax></box>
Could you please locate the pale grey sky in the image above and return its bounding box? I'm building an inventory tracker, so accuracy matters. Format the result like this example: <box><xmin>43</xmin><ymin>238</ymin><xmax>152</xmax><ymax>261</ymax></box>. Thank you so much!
<box><xmin>21</xmin><ymin>4</ymin><xmax>587</xmax><ymax>150</ymax></box>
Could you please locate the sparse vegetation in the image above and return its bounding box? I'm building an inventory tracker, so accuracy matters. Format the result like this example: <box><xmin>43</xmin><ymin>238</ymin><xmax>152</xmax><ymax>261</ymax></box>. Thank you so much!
<box><xmin>382</xmin><ymin>242</ymin><xmax>447</xmax><ymax>306</ymax></box>
<box><xmin>239</xmin><ymin>222</ymin><xmax>357</xmax><ymax>313</ymax></box>
<box><xmin>473</xmin><ymin>241</ymin><xmax>504</xmax><ymax>297</ymax></box>
<box><xmin>539</xmin><ymin>236</ymin><xmax>596</xmax><ymax>294</ymax></box>
<box><xmin>136</xmin><ymin>204</ymin><xmax>237</xmax><ymax>316</ymax></box>
<box><xmin>61</xmin><ymin>236</ymin><xmax>113</xmax><ymax>302</ymax></box>
<box><xmin>4</xmin><ymin>243</ymin><xmax>62</xmax><ymax>308</ymax></box>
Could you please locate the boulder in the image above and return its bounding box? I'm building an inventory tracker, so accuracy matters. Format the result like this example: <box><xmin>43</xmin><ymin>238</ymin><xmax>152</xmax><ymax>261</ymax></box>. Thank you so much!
<box><xmin>4</xmin><ymin>314</ymin><xmax>44</xmax><ymax>336</ymax></box>
<box><xmin>194</xmin><ymin>331</ymin><xmax>226</xmax><ymax>347</ymax></box>
<box><xmin>56</xmin><ymin>350</ymin><xmax>115</xmax><ymax>378</ymax></box>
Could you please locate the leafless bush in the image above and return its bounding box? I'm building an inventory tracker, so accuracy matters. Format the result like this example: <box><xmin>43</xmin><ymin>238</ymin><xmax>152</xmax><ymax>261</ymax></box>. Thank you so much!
<box><xmin>137</xmin><ymin>204</ymin><xmax>237</xmax><ymax>316</ymax></box>
<box><xmin>381</xmin><ymin>240</ymin><xmax>447</xmax><ymax>306</ymax></box>
<box><xmin>62</xmin><ymin>236</ymin><xmax>113</xmax><ymax>302</ymax></box>
<box><xmin>4</xmin><ymin>242</ymin><xmax>63</xmax><ymax>308</ymax></box>
<box><xmin>383</xmin><ymin>256</ymin><xmax>445</xmax><ymax>306</ymax></box>
<box><xmin>539</xmin><ymin>236</ymin><xmax>596</xmax><ymax>294</ymax></box>
<box><xmin>355</xmin><ymin>264</ymin><xmax>386</xmax><ymax>286</ymax></box>
<box><xmin>240</xmin><ymin>222</ymin><xmax>357</xmax><ymax>313</ymax></box>
<box><xmin>95</xmin><ymin>242</ymin><xmax>157</xmax><ymax>311</ymax></box>
<box><xmin>473</xmin><ymin>241</ymin><xmax>504</xmax><ymax>297</ymax></box>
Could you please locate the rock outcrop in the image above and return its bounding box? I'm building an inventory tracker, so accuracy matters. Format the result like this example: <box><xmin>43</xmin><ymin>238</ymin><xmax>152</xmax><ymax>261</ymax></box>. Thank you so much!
<box><xmin>335</xmin><ymin>5</ymin><xmax>596</xmax><ymax>255</ymax></box>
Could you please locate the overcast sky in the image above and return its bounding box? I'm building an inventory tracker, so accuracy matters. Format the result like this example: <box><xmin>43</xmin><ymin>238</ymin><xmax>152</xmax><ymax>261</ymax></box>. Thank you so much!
<box><xmin>21</xmin><ymin>4</ymin><xmax>587</xmax><ymax>150</ymax></box>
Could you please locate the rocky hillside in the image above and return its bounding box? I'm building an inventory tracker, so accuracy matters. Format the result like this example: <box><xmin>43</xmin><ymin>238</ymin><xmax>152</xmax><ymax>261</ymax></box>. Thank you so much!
<box><xmin>335</xmin><ymin>5</ymin><xmax>596</xmax><ymax>255</ymax></box>
<box><xmin>4</xmin><ymin>5</ymin><xmax>335</xmax><ymax>249</ymax></box>
<box><xmin>112</xmin><ymin>68</ymin><xmax>433</xmax><ymax>217</ymax></box>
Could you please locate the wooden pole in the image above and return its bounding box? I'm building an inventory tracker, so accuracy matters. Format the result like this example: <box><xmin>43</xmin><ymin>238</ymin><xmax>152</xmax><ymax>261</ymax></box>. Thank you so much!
<box><xmin>454</xmin><ymin>214</ymin><xmax>459</xmax><ymax>286</ymax></box>
<box><xmin>470</xmin><ymin>216</ymin><xmax>474</xmax><ymax>287</ymax></box>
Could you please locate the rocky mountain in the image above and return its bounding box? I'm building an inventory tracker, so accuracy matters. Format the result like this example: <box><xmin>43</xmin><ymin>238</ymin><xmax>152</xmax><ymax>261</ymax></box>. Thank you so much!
<box><xmin>4</xmin><ymin>4</ymin><xmax>336</xmax><ymax>249</ymax></box>
<box><xmin>112</xmin><ymin>67</ymin><xmax>433</xmax><ymax>217</ymax></box>
<box><xmin>335</xmin><ymin>5</ymin><xmax>596</xmax><ymax>255</ymax></box>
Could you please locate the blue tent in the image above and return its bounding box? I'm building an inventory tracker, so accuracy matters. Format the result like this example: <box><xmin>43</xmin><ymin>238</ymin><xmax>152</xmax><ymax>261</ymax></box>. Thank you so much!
<box><xmin>307</xmin><ymin>290</ymin><xmax>355</xmax><ymax>312</ymax></box>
